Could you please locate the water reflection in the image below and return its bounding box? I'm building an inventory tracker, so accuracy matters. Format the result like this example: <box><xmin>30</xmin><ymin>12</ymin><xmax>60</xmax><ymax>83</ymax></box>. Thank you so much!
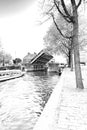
<box><xmin>0</xmin><ymin>71</ymin><xmax>60</xmax><ymax>130</ymax></box>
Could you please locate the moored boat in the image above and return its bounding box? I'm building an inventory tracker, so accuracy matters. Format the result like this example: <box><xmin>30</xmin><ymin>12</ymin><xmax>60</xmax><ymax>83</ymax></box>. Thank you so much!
<box><xmin>0</xmin><ymin>70</ymin><xmax>25</xmax><ymax>82</ymax></box>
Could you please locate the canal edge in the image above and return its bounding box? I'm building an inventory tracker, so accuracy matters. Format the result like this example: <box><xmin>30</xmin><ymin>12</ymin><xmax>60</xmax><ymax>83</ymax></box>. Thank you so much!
<box><xmin>33</xmin><ymin>69</ymin><xmax>66</xmax><ymax>130</ymax></box>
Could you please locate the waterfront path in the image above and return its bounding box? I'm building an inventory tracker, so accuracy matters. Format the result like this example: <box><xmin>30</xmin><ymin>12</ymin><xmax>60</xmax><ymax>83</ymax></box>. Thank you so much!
<box><xmin>34</xmin><ymin>66</ymin><xmax>87</xmax><ymax>130</ymax></box>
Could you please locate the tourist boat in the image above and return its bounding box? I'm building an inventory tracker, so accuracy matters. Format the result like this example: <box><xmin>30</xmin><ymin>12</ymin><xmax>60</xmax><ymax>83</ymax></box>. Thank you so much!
<box><xmin>0</xmin><ymin>70</ymin><xmax>25</xmax><ymax>82</ymax></box>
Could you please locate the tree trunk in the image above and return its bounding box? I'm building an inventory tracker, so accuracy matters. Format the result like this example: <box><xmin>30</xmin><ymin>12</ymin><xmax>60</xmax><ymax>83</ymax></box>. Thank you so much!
<box><xmin>68</xmin><ymin>50</ymin><xmax>71</xmax><ymax>68</ymax></box>
<box><xmin>68</xmin><ymin>49</ymin><xmax>73</xmax><ymax>71</ymax></box>
<box><xmin>70</xmin><ymin>50</ymin><xmax>73</xmax><ymax>71</ymax></box>
<box><xmin>2</xmin><ymin>57</ymin><xmax>5</xmax><ymax>67</ymax></box>
<box><xmin>71</xmin><ymin>38</ymin><xmax>73</xmax><ymax>71</ymax></box>
<box><xmin>73</xmin><ymin>7</ymin><xmax>84</xmax><ymax>89</ymax></box>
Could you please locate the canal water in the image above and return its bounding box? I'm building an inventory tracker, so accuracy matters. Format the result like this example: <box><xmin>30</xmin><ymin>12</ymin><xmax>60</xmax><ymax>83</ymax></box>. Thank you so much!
<box><xmin>0</xmin><ymin>71</ymin><xmax>60</xmax><ymax>130</ymax></box>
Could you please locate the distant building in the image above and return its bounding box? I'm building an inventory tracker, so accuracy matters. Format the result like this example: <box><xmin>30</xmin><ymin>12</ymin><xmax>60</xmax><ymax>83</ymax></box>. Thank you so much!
<box><xmin>80</xmin><ymin>49</ymin><xmax>87</xmax><ymax>65</ymax></box>
<box><xmin>71</xmin><ymin>46</ymin><xmax>87</xmax><ymax>67</ymax></box>
<box><xmin>23</xmin><ymin>52</ymin><xmax>37</xmax><ymax>65</ymax></box>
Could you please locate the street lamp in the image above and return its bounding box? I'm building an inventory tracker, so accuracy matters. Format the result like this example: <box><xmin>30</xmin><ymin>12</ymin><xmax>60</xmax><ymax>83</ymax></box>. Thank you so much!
<box><xmin>2</xmin><ymin>48</ymin><xmax>5</xmax><ymax>67</ymax></box>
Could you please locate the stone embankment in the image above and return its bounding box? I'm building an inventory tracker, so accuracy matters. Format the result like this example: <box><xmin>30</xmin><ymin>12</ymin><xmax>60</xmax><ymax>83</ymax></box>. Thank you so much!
<box><xmin>33</xmin><ymin>66</ymin><xmax>87</xmax><ymax>130</ymax></box>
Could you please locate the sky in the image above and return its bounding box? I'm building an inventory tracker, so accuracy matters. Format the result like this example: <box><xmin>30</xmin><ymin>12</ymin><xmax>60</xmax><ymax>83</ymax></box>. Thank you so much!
<box><xmin>0</xmin><ymin>0</ymin><xmax>51</xmax><ymax>59</ymax></box>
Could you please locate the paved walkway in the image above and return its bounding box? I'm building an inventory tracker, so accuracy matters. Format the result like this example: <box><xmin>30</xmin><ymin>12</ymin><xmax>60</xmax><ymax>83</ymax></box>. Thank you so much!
<box><xmin>55</xmin><ymin>66</ymin><xmax>87</xmax><ymax>130</ymax></box>
<box><xmin>34</xmin><ymin>66</ymin><xmax>87</xmax><ymax>130</ymax></box>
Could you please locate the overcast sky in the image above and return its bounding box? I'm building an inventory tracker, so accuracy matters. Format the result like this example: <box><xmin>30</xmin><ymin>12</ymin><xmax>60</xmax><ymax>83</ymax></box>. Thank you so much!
<box><xmin>0</xmin><ymin>0</ymin><xmax>85</xmax><ymax>63</ymax></box>
<box><xmin>0</xmin><ymin>0</ymin><xmax>51</xmax><ymax>59</ymax></box>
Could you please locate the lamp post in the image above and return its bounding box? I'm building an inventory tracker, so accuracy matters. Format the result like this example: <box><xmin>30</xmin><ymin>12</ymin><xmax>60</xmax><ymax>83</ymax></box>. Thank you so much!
<box><xmin>2</xmin><ymin>56</ymin><xmax>5</xmax><ymax>66</ymax></box>
<box><xmin>2</xmin><ymin>48</ymin><xmax>5</xmax><ymax>67</ymax></box>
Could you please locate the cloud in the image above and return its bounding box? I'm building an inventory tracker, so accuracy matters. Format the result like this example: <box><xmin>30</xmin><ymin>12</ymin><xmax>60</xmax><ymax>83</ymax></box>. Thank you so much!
<box><xmin>0</xmin><ymin>0</ymin><xmax>36</xmax><ymax>16</ymax></box>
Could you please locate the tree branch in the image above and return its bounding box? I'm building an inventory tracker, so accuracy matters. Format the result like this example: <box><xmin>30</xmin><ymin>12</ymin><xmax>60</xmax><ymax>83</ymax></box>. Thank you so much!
<box><xmin>76</xmin><ymin>0</ymin><xmax>82</xmax><ymax>9</ymax></box>
<box><xmin>47</xmin><ymin>5</ymin><xmax>55</xmax><ymax>14</ymax></box>
<box><xmin>52</xmin><ymin>32</ymin><xmax>71</xmax><ymax>49</ymax></box>
<box><xmin>62</xmin><ymin>41</ymin><xmax>71</xmax><ymax>49</ymax></box>
<box><xmin>42</xmin><ymin>0</ymin><xmax>46</xmax><ymax>9</ymax></box>
<box><xmin>54</xmin><ymin>0</ymin><xmax>72</xmax><ymax>23</ymax></box>
<box><xmin>51</xmin><ymin>13</ymin><xmax>72</xmax><ymax>39</ymax></box>
<box><xmin>54</xmin><ymin>0</ymin><xmax>66</xmax><ymax>17</ymax></box>
<box><xmin>71</xmin><ymin>0</ymin><xmax>76</xmax><ymax>6</ymax></box>
<box><xmin>37</xmin><ymin>16</ymin><xmax>51</xmax><ymax>25</ymax></box>
<box><xmin>61</xmin><ymin>47</ymin><xmax>69</xmax><ymax>57</ymax></box>
<box><xmin>61</xmin><ymin>0</ymin><xmax>71</xmax><ymax>18</ymax></box>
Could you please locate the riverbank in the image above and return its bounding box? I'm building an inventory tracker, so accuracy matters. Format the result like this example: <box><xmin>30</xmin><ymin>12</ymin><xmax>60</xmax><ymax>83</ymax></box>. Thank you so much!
<box><xmin>33</xmin><ymin>66</ymin><xmax>87</xmax><ymax>130</ymax></box>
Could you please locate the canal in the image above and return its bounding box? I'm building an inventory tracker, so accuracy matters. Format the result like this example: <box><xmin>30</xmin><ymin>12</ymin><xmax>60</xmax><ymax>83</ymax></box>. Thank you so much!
<box><xmin>0</xmin><ymin>71</ymin><xmax>60</xmax><ymax>130</ymax></box>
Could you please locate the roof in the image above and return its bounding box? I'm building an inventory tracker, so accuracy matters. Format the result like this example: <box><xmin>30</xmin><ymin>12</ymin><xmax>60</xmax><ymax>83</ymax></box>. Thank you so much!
<box><xmin>30</xmin><ymin>50</ymin><xmax>53</xmax><ymax>65</ymax></box>
<box><xmin>23</xmin><ymin>52</ymin><xmax>36</xmax><ymax>64</ymax></box>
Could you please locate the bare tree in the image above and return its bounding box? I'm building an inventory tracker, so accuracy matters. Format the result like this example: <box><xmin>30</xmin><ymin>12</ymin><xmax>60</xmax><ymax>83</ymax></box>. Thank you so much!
<box><xmin>41</xmin><ymin>0</ymin><xmax>85</xmax><ymax>89</ymax></box>
<box><xmin>0</xmin><ymin>51</ymin><xmax>12</xmax><ymax>66</ymax></box>
<box><xmin>44</xmin><ymin>14</ymin><xmax>73</xmax><ymax>69</ymax></box>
